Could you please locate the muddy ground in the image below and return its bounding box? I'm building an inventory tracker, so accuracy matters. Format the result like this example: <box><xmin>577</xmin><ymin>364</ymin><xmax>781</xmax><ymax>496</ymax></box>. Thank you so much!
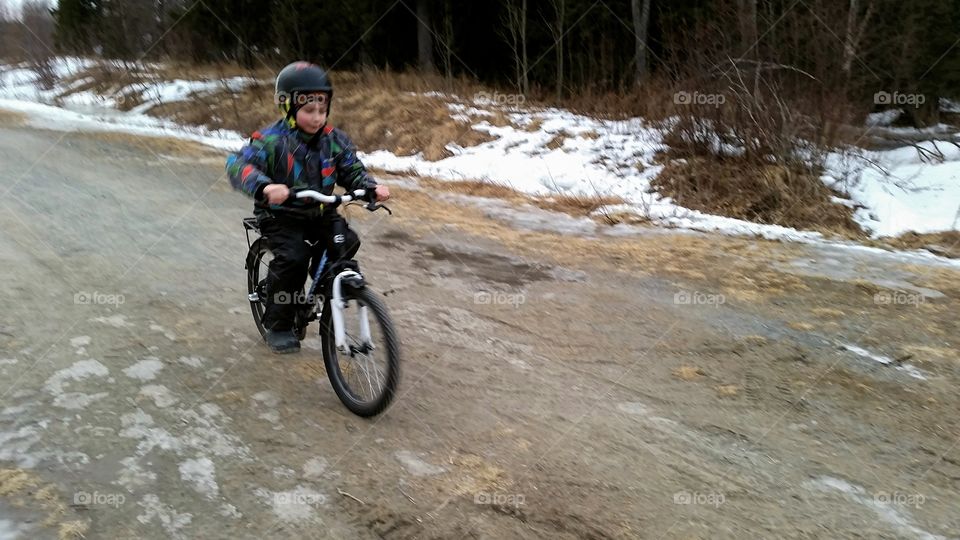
<box><xmin>0</xmin><ymin>123</ymin><xmax>958</xmax><ymax>539</ymax></box>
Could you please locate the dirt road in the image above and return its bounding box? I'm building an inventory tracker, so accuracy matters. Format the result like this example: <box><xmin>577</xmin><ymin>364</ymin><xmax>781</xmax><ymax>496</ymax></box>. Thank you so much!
<box><xmin>0</xmin><ymin>122</ymin><xmax>958</xmax><ymax>539</ymax></box>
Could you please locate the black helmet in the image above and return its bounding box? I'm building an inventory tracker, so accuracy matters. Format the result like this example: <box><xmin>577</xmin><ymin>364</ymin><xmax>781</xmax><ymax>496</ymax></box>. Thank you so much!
<box><xmin>275</xmin><ymin>61</ymin><xmax>333</xmax><ymax>121</ymax></box>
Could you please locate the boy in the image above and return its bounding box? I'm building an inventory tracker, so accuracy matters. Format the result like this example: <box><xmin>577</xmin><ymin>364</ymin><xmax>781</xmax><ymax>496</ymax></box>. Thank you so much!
<box><xmin>227</xmin><ymin>61</ymin><xmax>389</xmax><ymax>354</ymax></box>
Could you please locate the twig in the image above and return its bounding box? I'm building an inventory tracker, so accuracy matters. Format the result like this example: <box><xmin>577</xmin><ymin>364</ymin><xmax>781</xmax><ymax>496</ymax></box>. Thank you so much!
<box><xmin>398</xmin><ymin>484</ymin><xmax>416</xmax><ymax>504</ymax></box>
<box><xmin>337</xmin><ymin>488</ymin><xmax>365</xmax><ymax>505</ymax></box>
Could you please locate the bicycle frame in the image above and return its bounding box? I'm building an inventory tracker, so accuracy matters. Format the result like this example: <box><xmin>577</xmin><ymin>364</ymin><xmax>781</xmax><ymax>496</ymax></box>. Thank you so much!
<box><xmin>302</xmin><ymin>215</ymin><xmax>374</xmax><ymax>355</ymax></box>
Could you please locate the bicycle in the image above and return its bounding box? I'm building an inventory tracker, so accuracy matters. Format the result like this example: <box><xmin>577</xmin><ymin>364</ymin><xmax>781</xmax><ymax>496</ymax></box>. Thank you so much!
<box><xmin>242</xmin><ymin>188</ymin><xmax>400</xmax><ymax>417</ymax></box>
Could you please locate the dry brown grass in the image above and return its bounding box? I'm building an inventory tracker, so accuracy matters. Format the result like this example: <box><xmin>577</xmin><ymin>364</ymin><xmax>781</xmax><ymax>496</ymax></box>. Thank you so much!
<box><xmin>715</xmin><ymin>384</ymin><xmax>740</xmax><ymax>397</ymax></box>
<box><xmin>414</xmin><ymin>177</ymin><xmax>625</xmax><ymax>220</ymax></box>
<box><xmin>545</xmin><ymin>132</ymin><xmax>567</xmax><ymax>150</ymax></box>
<box><xmin>95</xmin><ymin>66</ymin><xmax>504</xmax><ymax>162</ymax></box>
<box><xmin>334</xmin><ymin>73</ymin><xmax>496</xmax><ymax>160</ymax></box>
<box><xmin>535</xmin><ymin>192</ymin><xmax>626</xmax><ymax>216</ymax></box>
<box><xmin>0</xmin><ymin>108</ymin><xmax>27</xmax><ymax>125</ymax></box>
<box><xmin>57</xmin><ymin>63</ymin><xmax>152</xmax><ymax>110</ymax></box>
<box><xmin>417</xmin><ymin>177</ymin><xmax>529</xmax><ymax>203</ymax></box>
<box><xmin>652</xmin><ymin>155</ymin><xmax>863</xmax><ymax>238</ymax></box>
<box><xmin>89</xmin><ymin>131</ymin><xmax>224</xmax><ymax>158</ymax></box>
<box><xmin>878</xmin><ymin>231</ymin><xmax>960</xmax><ymax>259</ymax></box>
<box><xmin>58</xmin><ymin>521</ymin><xmax>89</xmax><ymax>540</ymax></box>
<box><xmin>672</xmin><ymin>366</ymin><xmax>705</xmax><ymax>380</ymax></box>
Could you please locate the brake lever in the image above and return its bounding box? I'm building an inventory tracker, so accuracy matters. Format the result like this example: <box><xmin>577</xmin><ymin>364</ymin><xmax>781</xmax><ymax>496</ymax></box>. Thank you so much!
<box><xmin>366</xmin><ymin>200</ymin><xmax>393</xmax><ymax>215</ymax></box>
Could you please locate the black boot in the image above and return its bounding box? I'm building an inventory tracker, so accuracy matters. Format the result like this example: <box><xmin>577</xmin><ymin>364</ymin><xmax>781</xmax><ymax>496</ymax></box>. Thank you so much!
<box><xmin>265</xmin><ymin>329</ymin><xmax>300</xmax><ymax>354</ymax></box>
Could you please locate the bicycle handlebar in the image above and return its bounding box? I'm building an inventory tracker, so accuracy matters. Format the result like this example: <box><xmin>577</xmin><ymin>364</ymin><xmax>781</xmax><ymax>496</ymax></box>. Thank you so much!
<box><xmin>294</xmin><ymin>189</ymin><xmax>367</xmax><ymax>204</ymax></box>
<box><xmin>293</xmin><ymin>188</ymin><xmax>392</xmax><ymax>214</ymax></box>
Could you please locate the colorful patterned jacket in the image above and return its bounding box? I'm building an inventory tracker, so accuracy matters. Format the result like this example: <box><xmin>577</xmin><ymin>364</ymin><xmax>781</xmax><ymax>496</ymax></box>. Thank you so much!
<box><xmin>226</xmin><ymin>120</ymin><xmax>377</xmax><ymax>218</ymax></box>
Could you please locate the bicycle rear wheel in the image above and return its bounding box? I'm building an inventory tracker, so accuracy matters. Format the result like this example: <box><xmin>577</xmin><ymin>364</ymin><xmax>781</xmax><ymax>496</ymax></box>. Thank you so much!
<box><xmin>247</xmin><ymin>238</ymin><xmax>272</xmax><ymax>339</ymax></box>
<box><xmin>319</xmin><ymin>286</ymin><xmax>401</xmax><ymax>417</ymax></box>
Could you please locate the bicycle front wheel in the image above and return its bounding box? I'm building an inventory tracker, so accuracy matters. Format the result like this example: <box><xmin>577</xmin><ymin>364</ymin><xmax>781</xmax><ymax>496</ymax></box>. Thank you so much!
<box><xmin>319</xmin><ymin>286</ymin><xmax>401</xmax><ymax>417</ymax></box>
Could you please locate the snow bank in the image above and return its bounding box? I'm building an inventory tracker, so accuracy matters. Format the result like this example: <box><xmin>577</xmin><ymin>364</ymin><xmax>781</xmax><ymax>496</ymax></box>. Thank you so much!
<box><xmin>823</xmin><ymin>142</ymin><xmax>960</xmax><ymax>237</ymax></box>
<box><xmin>2</xmin><ymin>57</ymin><xmax>957</xmax><ymax>245</ymax></box>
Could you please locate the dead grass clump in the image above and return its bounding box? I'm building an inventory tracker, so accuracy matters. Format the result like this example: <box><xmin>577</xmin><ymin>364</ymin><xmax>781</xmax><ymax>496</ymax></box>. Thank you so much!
<box><xmin>652</xmin><ymin>155</ymin><xmax>863</xmax><ymax>238</ymax></box>
<box><xmin>335</xmin><ymin>78</ymin><xmax>495</xmax><ymax>161</ymax></box>
<box><xmin>545</xmin><ymin>132</ymin><xmax>567</xmax><ymax>150</ymax></box>
<box><xmin>534</xmin><ymin>192</ymin><xmax>626</xmax><ymax>216</ymax></box>
<box><xmin>0</xmin><ymin>109</ymin><xmax>26</xmax><ymax>125</ymax></box>
<box><xmin>879</xmin><ymin>231</ymin><xmax>960</xmax><ymax>258</ymax></box>
<box><xmin>418</xmin><ymin>178</ymin><xmax>529</xmax><ymax>204</ymax></box>
<box><xmin>150</xmin><ymin>80</ymin><xmax>275</xmax><ymax>135</ymax></box>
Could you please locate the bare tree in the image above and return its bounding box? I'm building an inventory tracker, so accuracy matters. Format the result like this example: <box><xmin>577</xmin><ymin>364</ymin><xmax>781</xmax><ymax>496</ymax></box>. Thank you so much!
<box><xmin>272</xmin><ymin>0</ymin><xmax>306</xmax><ymax>59</ymax></box>
<box><xmin>503</xmin><ymin>0</ymin><xmax>528</xmax><ymax>94</ymax></box>
<box><xmin>416</xmin><ymin>0</ymin><xmax>436</xmax><ymax>73</ymax></box>
<box><xmin>631</xmin><ymin>0</ymin><xmax>651</xmax><ymax>84</ymax></box>
<box><xmin>21</xmin><ymin>1</ymin><xmax>55</xmax><ymax>87</ymax></box>
<box><xmin>545</xmin><ymin>0</ymin><xmax>567</xmax><ymax>98</ymax></box>
<box><xmin>842</xmin><ymin>0</ymin><xmax>875</xmax><ymax>76</ymax></box>
<box><xmin>437</xmin><ymin>0</ymin><xmax>455</xmax><ymax>83</ymax></box>
<box><xmin>736</xmin><ymin>0</ymin><xmax>758</xmax><ymax>58</ymax></box>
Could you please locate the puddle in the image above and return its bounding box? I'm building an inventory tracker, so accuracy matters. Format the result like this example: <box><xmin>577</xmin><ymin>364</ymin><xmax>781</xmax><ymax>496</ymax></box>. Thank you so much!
<box><xmin>415</xmin><ymin>244</ymin><xmax>553</xmax><ymax>286</ymax></box>
<box><xmin>840</xmin><ymin>344</ymin><xmax>929</xmax><ymax>380</ymax></box>
<box><xmin>394</xmin><ymin>450</ymin><xmax>447</xmax><ymax>477</ymax></box>
<box><xmin>805</xmin><ymin>476</ymin><xmax>946</xmax><ymax>540</ymax></box>
<box><xmin>375</xmin><ymin>229</ymin><xmax>415</xmax><ymax>245</ymax></box>
<box><xmin>773</xmin><ymin>247</ymin><xmax>946</xmax><ymax>299</ymax></box>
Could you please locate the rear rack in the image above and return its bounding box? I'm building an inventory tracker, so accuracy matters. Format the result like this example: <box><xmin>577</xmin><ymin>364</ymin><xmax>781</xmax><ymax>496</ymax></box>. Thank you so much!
<box><xmin>243</xmin><ymin>217</ymin><xmax>260</xmax><ymax>249</ymax></box>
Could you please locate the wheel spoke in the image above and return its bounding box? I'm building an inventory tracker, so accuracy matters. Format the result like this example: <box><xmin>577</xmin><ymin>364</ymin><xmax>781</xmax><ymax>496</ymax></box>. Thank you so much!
<box><xmin>323</xmin><ymin>289</ymin><xmax>397</xmax><ymax>415</ymax></box>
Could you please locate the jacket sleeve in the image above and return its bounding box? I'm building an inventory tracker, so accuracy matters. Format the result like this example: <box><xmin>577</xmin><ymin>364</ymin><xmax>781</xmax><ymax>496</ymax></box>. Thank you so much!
<box><xmin>332</xmin><ymin>129</ymin><xmax>377</xmax><ymax>192</ymax></box>
<box><xmin>226</xmin><ymin>131</ymin><xmax>277</xmax><ymax>200</ymax></box>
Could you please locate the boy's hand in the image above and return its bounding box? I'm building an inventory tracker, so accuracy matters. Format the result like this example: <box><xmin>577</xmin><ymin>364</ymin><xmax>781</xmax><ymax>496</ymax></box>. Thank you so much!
<box><xmin>263</xmin><ymin>184</ymin><xmax>290</xmax><ymax>204</ymax></box>
<box><xmin>374</xmin><ymin>185</ymin><xmax>390</xmax><ymax>202</ymax></box>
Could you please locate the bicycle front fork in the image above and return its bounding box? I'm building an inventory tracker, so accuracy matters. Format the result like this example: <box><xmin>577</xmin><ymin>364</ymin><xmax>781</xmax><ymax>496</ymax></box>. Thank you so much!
<box><xmin>330</xmin><ymin>271</ymin><xmax>372</xmax><ymax>355</ymax></box>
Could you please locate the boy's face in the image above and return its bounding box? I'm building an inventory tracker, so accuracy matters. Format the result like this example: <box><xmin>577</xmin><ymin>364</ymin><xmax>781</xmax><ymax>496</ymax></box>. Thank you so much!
<box><xmin>294</xmin><ymin>92</ymin><xmax>329</xmax><ymax>134</ymax></box>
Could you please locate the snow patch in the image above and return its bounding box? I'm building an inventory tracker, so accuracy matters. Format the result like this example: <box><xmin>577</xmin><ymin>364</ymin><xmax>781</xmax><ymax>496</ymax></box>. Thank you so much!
<box><xmin>302</xmin><ymin>457</ymin><xmax>329</xmax><ymax>479</ymax></box>
<box><xmin>52</xmin><ymin>391</ymin><xmax>109</xmax><ymax>410</ymax></box>
<box><xmin>394</xmin><ymin>450</ymin><xmax>447</xmax><ymax>476</ymax></box>
<box><xmin>840</xmin><ymin>344</ymin><xmax>929</xmax><ymax>380</ymax></box>
<box><xmin>177</xmin><ymin>356</ymin><xmax>204</xmax><ymax>368</ymax></box>
<box><xmin>254</xmin><ymin>485</ymin><xmax>326</xmax><ymax>523</ymax></box>
<box><xmin>805</xmin><ymin>476</ymin><xmax>946</xmax><ymax>540</ymax></box>
<box><xmin>44</xmin><ymin>359</ymin><xmax>110</xmax><ymax>395</ymax></box>
<box><xmin>91</xmin><ymin>314</ymin><xmax>134</xmax><ymax>328</ymax></box>
<box><xmin>219</xmin><ymin>503</ymin><xmax>242</xmax><ymax>519</ymax></box>
<box><xmin>116</xmin><ymin>456</ymin><xmax>157</xmax><ymax>490</ymax></box>
<box><xmin>149</xmin><ymin>324</ymin><xmax>177</xmax><ymax>341</ymax></box>
<box><xmin>823</xmin><ymin>142</ymin><xmax>960</xmax><ymax>238</ymax></box>
<box><xmin>120</xmin><ymin>406</ymin><xmax>251</xmax><ymax>460</ymax></box>
<box><xmin>178</xmin><ymin>457</ymin><xmax>219</xmax><ymax>499</ymax></box>
<box><xmin>137</xmin><ymin>494</ymin><xmax>193</xmax><ymax>539</ymax></box>
<box><xmin>251</xmin><ymin>391</ymin><xmax>280</xmax><ymax>407</ymax></box>
<box><xmin>123</xmin><ymin>357</ymin><xmax>164</xmax><ymax>381</ymax></box>
<box><xmin>139</xmin><ymin>385</ymin><xmax>178</xmax><ymax>408</ymax></box>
